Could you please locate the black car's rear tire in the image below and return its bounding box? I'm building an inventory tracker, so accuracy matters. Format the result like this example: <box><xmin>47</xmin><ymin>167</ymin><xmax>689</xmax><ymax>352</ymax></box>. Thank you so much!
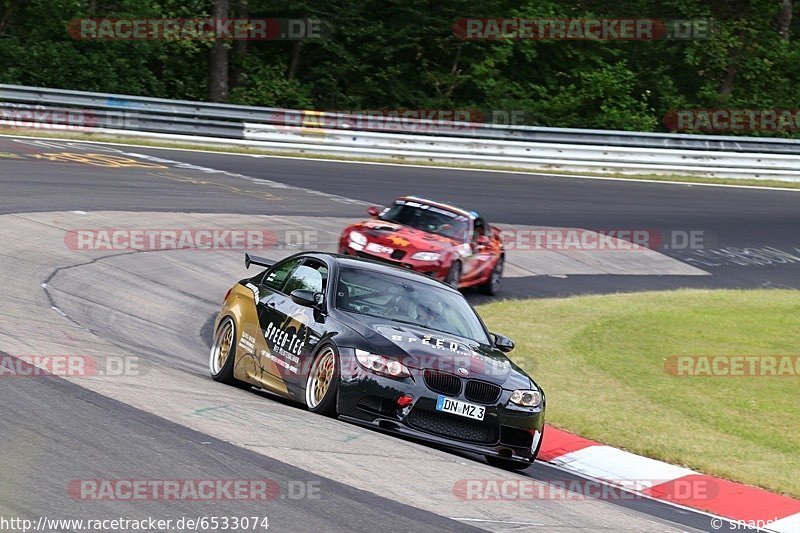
<box><xmin>209</xmin><ymin>317</ymin><xmax>250</xmax><ymax>389</ymax></box>
<box><xmin>445</xmin><ymin>261</ymin><xmax>462</xmax><ymax>290</ymax></box>
<box><xmin>480</xmin><ymin>256</ymin><xmax>504</xmax><ymax>295</ymax></box>
<box><xmin>305</xmin><ymin>344</ymin><xmax>340</xmax><ymax>416</ymax></box>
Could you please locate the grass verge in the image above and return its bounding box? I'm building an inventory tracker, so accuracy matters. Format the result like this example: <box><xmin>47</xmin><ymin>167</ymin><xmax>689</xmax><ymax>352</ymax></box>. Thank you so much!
<box><xmin>477</xmin><ymin>289</ymin><xmax>800</xmax><ymax>497</ymax></box>
<box><xmin>2</xmin><ymin>128</ymin><xmax>800</xmax><ymax>190</ymax></box>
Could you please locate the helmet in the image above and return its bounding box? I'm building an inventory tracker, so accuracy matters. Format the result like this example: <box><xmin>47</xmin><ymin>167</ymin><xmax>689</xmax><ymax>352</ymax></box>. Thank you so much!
<box><xmin>413</xmin><ymin>295</ymin><xmax>443</xmax><ymax>326</ymax></box>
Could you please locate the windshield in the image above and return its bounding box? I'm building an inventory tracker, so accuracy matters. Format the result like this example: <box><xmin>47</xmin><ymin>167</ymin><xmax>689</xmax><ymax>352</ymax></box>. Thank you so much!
<box><xmin>335</xmin><ymin>267</ymin><xmax>489</xmax><ymax>344</ymax></box>
<box><xmin>379</xmin><ymin>200</ymin><xmax>470</xmax><ymax>241</ymax></box>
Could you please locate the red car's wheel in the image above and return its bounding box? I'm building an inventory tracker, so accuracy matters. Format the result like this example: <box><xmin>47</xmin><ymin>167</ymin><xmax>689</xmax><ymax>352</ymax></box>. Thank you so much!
<box><xmin>445</xmin><ymin>261</ymin><xmax>461</xmax><ymax>290</ymax></box>
<box><xmin>480</xmin><ymin>256</ymin><xmax>504</xmax><ymax>295</ymax></box>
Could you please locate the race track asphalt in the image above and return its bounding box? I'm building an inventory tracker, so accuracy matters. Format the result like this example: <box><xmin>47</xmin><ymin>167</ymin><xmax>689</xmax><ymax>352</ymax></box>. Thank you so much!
<box><xmin>0</xmin><ymin>134</ymin><xmax>778</xmax><ymax>532</ymax></box>
<box><xmin>5</xmin><ymin>136</ymin><xmax>798</xmax><ymax>297</ymax></box>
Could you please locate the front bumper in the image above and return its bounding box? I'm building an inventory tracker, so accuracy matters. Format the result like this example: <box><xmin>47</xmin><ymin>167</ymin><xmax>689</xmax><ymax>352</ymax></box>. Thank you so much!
<box><xmin>337</xmin><ymin>359</ymin><xmax>545</xmax><ymax>462</ymax></box>
<box><xmin>338</xmin><ymin>244</ymin><xmax>449</xmax><ymax>280</ymax></box>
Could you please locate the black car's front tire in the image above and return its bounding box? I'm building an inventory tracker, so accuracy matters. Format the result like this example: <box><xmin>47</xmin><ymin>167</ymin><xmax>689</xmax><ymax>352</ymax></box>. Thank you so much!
<box><xmin>209</xmin><ymin>317</ymin><xmax>249</xmax><ymax>389</ymax></box>
<box><xmin>305</xmin><ymin>344</ymin><xmax>340</xmax><ymax>416</ymax></box>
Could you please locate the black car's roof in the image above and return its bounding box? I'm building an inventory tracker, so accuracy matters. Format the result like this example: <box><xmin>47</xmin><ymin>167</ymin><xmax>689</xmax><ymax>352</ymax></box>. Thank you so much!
<box><xmin>303</xmin><ymin>252</ymin><xmax>458</xmax><ymax>292</ymax></box>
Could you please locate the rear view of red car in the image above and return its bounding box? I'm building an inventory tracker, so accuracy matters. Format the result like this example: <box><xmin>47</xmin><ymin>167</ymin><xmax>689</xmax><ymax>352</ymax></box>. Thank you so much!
<box><xmin>339</xmin><ymin>196</ymin><xmax>505</xmax><ymax>294</ymax></box>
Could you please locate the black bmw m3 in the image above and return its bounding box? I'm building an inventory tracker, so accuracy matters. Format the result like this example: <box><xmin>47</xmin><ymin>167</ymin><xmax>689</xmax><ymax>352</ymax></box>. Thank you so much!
<box><xmin>210</xmin><ymin>252</ymin><xmax>545</xmax><ymax>469</ymax></box>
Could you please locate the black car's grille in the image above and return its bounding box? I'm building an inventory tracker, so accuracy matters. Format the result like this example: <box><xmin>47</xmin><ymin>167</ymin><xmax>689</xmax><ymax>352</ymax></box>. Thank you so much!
<box><xmin>423</xmin><ymin>370</ymin><xmax>502</xmax><ymax>405</ymax></box>
<box><xmin>464</xmin><ymin>380</ymin><xmax>502</xmax><ymax>404</ymax></box>
<box><xmin>407</xmin><ymin>406</ymin><xmax>498</xmax><ymax>444</ymax></box>
<box><xmin>390</xmin><ymin>250</ymin><xmax>406</xmax><ymax>260</ymax></box>
<box><xmin>423</xmin><ymin>370</ymin><xmax>461</xmax><ymax>396</ymax></box>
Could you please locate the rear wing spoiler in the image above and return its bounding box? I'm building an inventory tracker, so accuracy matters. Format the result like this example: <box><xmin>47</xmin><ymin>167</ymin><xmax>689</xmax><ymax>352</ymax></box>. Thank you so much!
<box><xmin>244</xmin><ymin>253</ymin><xmax>275</xmax><ymax>270</ymax></box>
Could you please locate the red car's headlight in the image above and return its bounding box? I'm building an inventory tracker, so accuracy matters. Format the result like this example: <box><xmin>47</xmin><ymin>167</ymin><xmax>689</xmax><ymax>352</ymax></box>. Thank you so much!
<box><xmin>410</xmin><ymin>252</ymin><xmax>441</xmax><ymax>261</ymax></box>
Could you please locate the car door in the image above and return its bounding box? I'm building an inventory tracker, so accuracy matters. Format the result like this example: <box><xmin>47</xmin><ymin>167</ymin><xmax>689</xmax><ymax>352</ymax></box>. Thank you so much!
<box><xmin>462</xmin><ymin>217</ymin><xmax>495</xmax><ymax>282</ymax></box>
<box><xmin>245</xmin><ymin>257</ymin><xmax>304</xmax><ymax>394</ymax></box>
<box><xmin>259</xmin><ymin>258</ymin><xmax>329</xmax><ymax>395</ymax></box>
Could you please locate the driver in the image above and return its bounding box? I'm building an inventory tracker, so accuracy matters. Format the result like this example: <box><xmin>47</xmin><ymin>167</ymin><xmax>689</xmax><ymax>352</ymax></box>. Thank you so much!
<box><xmin>414</xmin><ymin>297</ymin><xmax>444</xmax><ymax>329</ymax></box>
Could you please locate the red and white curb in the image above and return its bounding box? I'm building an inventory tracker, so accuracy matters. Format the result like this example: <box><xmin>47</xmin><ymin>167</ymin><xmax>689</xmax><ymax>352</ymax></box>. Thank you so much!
<box><xmin>540</xmin><ymin>427</ymin><xmax>800</xmax><ymax>532</ymax></box>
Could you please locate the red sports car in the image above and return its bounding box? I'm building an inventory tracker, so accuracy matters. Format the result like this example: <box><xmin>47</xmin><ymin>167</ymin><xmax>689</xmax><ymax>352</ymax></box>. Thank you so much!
<box><xmin>339</xmin><ymin>196</ymin><xmax>505</xmax><ymax>294</ymax></box>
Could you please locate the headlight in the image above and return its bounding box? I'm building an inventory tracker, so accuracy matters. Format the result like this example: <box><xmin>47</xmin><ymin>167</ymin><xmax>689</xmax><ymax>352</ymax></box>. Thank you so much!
<box><xmin>355</xmin><ymin>349</ymin><xmax>410</xmax><ymax>379</ymax></box>
<box><xmin>410</xmin><ymin>251</ymin><xmax>441</xmax><ymax>261</ymax></box>
<box><xmin>349</xmin><ymin>231</ymin><xmax>367</xmax><ymax>246</ymax></box>
<box><xmin>509</xmin><ymin>389</ymin><xmax>542</xmax><ymax>408</ymax></box>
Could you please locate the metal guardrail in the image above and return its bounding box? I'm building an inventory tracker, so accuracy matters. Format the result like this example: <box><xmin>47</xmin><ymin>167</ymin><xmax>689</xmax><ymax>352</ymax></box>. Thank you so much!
<box><xmin>1</xmin><ymin>83</ymin><xmax>800</xmax><ymax>180</ymax></box>
<box><xmin>0</xmin><ymin>102</ymin><xmax>245</xmax><ymax>138</ymax></box>
<box><xmin>244</xmin><ymin>124</ymin><xmax>800</xmax><ymax>169</ymax></box>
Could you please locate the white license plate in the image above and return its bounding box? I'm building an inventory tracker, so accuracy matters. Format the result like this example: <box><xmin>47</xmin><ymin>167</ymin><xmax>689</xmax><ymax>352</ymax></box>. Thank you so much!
<box><xmin>366</xmin><ymin>242</ymin><xmax>393</xmax><ymax>254</ymax></box>
<box><xmin>435</xmin><ymin>395</ymin><xmax>485</xmax><ymax>421</ymax></box>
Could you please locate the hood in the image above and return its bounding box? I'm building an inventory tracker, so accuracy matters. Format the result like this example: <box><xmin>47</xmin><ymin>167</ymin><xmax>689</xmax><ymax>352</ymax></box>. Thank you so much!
<box><xmin>350</xmin><ymin>219</ymin><xmax>460</xmax><ymax>253</ymax></box>
<box><xmin>336</xmin><ymin>311</ymin><xmax>532</xmax><ymax>389</ymax></box>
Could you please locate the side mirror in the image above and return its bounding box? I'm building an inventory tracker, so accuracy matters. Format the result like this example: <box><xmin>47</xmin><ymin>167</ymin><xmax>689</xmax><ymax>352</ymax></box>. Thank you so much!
<box><xmin>492</xmin><ymin>333</ymin><xmax>515</xmax><ymax>352</ymax></box>
<box><xmin>477</xmin><ymin>235</ymin><xmax>490</xmax><ymax>246</ymax></box>
<box><xmin>291</xmin><ymin>289</ymin><xmax>322</xmax><ymax>308</ymax></box>
<box><xmin>367</xmin><ymin>206</ymin><xmax>381</xmax><ymax>217</ymax></box>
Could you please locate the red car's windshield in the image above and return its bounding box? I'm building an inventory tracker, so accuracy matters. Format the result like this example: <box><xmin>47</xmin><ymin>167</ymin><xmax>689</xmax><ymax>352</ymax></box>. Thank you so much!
<box><xmin>379</xmin><ymin>200</ymin><xmax>470</xmax><ymax>241</ymax></box>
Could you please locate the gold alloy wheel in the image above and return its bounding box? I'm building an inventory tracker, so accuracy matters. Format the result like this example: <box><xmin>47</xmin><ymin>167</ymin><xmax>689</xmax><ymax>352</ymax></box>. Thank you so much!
<box><xmin>306</xmin><ymin>347</ymin><xmax>336</xmax><ymax>408</ymax></box>
<box><xmin>209</xmin><ymin>318</ymin><xmax>234</xmax><ymax>375</ymax></box>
